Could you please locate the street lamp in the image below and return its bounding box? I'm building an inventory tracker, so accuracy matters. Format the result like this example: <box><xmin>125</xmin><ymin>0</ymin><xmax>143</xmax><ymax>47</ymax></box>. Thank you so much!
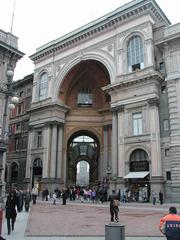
<box><xmin>0</xmin><ymin>68</ymin><xmax>19</xmax><ymax>205</ymax></box>
<box><xmin>105</xmin><ymin>166</ymin><xmax>112</xmax><ymax>199</ymax></box>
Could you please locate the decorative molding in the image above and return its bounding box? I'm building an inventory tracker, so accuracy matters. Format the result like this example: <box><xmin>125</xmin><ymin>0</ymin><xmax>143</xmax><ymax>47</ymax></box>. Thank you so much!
<box><xmin>30</xmin><ymin>1</ymin><xmax>169</xmax><ymax>63</ymax></box>
<box><xmin>147</xmin><ymin>97</ymin><xmax>160</xmax><ymax>106</ymax></box>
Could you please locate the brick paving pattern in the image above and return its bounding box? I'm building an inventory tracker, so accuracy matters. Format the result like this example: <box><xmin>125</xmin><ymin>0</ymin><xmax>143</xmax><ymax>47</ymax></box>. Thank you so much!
<box><xmin>25</xmin><ymin>201</ymin><xmax>166</xmax><ymax>237</ymax></box>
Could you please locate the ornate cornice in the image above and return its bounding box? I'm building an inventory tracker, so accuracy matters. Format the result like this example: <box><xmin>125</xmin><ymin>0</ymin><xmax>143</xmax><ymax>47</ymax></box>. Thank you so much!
<box><xmin>103</xmin><ymin>68</ymin><xmax>163</xmax><ymax>93</ymax></box>
<box><xmin>111</xmin><ymin>105</ymin><xmax>124</xmax><ymax>113</ymax></box>
<box><xmin>30</xmin><ymin>0</ymin><xmax>170</xmax><ymax>63</ymax></box>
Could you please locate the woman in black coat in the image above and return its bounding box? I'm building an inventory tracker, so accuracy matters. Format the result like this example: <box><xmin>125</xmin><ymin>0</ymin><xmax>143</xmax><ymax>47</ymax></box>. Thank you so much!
<box><xmin>5</xmin><ymin>190</ymin><xmax>19</xmax><ymax>235</ymax></box>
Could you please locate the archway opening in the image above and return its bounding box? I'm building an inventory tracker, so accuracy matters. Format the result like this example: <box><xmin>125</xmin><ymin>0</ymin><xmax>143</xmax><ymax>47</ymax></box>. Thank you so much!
<box><xmin>67</xmin><ymin>131</ymin><xmax>99</xmax><ymax>187</ymax></box>
<box><xmin>76</xmin><ymin>160</ymin><xmax>90</xmax><ymax>187</ymax></box>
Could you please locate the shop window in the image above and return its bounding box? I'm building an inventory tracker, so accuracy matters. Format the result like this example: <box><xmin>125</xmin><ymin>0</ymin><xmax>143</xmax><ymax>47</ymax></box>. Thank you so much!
<box><xmin>127</xmin><ymin>35</ymin><xmax>144</xmax><ymax>73</ymax></box>
<box><xmin>133</xmin><ymin>112</ymin><xmax>142</xmax><ymax>135</ymax></box>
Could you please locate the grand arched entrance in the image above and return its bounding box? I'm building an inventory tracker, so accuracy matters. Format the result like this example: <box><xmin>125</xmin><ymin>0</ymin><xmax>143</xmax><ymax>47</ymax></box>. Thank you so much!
<box><xmin>67</xmin><ymin>131</ymin><xmax>100</xmax><ymax>186</ymax></box>
<box><xmin>59</xmin><ymin>59</ymin><xmax>112</xmax><ymax>187</ymax></box>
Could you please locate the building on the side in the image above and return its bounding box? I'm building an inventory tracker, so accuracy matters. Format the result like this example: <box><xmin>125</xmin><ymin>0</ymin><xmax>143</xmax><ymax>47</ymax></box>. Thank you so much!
<box><xmin>0</xmin><ymin>29</ymin><xmax>24</xmax><ymax>201</ymax></box>
<box><xmin>5</xmin><ymin>0</ymin><xmax>180</xmax><ymax>202</ymax></box>
<box><xmin>6</xmin><ymin>74</ymin><xmax>33</xmax><ymax>191</ymax></box>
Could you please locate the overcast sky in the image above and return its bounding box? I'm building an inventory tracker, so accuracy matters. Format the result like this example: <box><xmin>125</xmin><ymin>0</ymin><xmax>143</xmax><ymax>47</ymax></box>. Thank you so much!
<box><xmin>0</xmin><ymin>0</ymin><xmax>179</xmax><ymax>81</ymax></box>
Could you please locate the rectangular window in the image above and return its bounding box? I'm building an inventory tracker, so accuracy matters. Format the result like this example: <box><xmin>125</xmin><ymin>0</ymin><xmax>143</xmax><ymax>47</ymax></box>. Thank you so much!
<box><xmin>165</xmin><ymin>149</ymin><xmax>169</xmax><ymax>157</ymax></box>
<box><xmin>16</xmin><ymin>123</ymin><xmax>21</xmax><ymax>132</ymax></box>
<box><xmin>77</xmin><ymin>93</ymin><xmax>93</xmax><ymax>106</ymax></box>
<box><xmin>133</xmin><ymin>112</ymin><xmax>142</xmax><ymax>135</ymax></box>
<box><xmin>19</xmin><ymin>91</ymin><xmax>23</xmax><ymax>97</ymax></box>
<box><xmin>166</xmin><ymin>171</ymin><xmax>171</xmax><ymax>181</ymax></box>
<box><xmin>15</xmin><ymin>138</ymin><xmax>20</xmax><ymax>151</ymax></box>
<box><xmin>37</xmin><ymin>131</ymin><xmax>42</xmax><ymax>148</ymax></box>
<box><xmin>163</xmin><ymin>119</ymin><xmax>169</xmax><ymax>131</ymax></box>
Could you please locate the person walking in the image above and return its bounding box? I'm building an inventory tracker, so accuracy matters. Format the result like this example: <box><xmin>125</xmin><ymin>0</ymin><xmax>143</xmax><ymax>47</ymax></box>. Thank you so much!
<box><xmin>152</xmin><ymin>191</ymin><xmax>157</xmax><ymax>205</ymax></box>
<box><xmin>31</xmin><ymin>186</ymin><xmax>38</xmax><ymax>204</ymax></box>
<box><xmin>62</xmin><ymin>188</ymin><xmax>67</xmax><ymax>205</ymax></box>
<box><xmin>159</xmin><ymin>190</ymin><xmax>164</xmax><ymax>205</ymax></box>
<box><xmin>159</xmin><ymin>206</ymin><xmax>180</xmax><ymax>240</ymax></box>
<box><xmin>5</xmin><ymin>190</ymin><xmax>19</xmax><ymax>235</ymax></box>
<box><xmin>24</xmin><ymin>189</ymin><xmax>31</xmax><ymax>212</ymax></box>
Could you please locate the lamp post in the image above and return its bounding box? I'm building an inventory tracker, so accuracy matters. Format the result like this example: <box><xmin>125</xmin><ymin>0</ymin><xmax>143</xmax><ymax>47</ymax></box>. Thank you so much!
<box><xmin>0</xmin><ymin>68</ymin><xmax>19</xmax><ymax>206</ymax></box>
<box><xmin>106</xmin><ymin>166</ymin><xmax>112</xmax><ymax>199</ymax></box>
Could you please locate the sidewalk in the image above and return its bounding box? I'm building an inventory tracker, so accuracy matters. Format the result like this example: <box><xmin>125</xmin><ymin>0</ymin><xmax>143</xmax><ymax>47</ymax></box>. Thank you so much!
<box><xmin>1</xmin><ymin>200</ymin><xmax>170</xmax><ymax>240</ymax></box>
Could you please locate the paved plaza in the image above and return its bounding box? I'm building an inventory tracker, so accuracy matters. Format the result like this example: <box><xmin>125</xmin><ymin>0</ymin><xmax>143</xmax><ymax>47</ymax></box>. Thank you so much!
<box><xmin>1</xmin><ymin>199</ymin><xmax>177</xmax><ymax>240</ymax></box>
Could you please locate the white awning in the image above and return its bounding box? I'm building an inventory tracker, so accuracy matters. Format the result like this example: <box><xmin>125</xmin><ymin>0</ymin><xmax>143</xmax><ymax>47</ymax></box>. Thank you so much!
<box><xmin>124</xmin><ymin>171</ymin><xmax>149</xmax><ymax>179</ymax></box>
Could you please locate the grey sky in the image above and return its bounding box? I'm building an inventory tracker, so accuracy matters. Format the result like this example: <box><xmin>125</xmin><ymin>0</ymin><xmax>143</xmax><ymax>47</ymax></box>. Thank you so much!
<box><xmin>0</xmin><ymin>0</ymin><xmax>179</xmax><ymax>80</ymax></box>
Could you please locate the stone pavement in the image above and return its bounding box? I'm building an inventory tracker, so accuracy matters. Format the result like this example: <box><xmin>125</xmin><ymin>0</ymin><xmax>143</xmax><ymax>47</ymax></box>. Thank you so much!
<box><xmin>1</xmin><ymin>199</ymin><xmax>176</xmax><ymax>240</ymax></box>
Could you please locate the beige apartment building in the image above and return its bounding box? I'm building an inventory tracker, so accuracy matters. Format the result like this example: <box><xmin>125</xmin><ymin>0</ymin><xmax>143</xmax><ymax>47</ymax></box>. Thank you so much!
<box><xmin>6</xmin><ymin>0</ymin><xmax>180</xmax><ymax>202</ymax></box>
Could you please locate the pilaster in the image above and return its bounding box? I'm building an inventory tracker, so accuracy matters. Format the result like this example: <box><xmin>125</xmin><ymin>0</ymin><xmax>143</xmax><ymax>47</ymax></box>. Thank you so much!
<box><xmin>148</xmin><ymin>98</ymin><xmax>162</xmax><ymax>176</ymax></box>
<box><xmin>111</xmin><ymin>107</ymin><xmax>118</xmax><ymax>177</ymax></box>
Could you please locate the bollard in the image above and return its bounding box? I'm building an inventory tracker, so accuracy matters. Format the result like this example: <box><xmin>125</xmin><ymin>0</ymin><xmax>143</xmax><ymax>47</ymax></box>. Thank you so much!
<box><xmin>105</xmin><ymin>223</ymin><xmax>125</xmax><ymax>240</ymax></box>
<box><xmin>0</xmin><ymin>209</ymin><xmax>3</xmax><ymax>236</ymax></box>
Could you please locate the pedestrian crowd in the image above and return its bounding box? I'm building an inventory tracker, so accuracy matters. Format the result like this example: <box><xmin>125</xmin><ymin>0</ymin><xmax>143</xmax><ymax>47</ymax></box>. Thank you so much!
<box><xmin>3</xmin><ymin>185</ymin><xmax>179</xmax><ymax>240</ymax></box>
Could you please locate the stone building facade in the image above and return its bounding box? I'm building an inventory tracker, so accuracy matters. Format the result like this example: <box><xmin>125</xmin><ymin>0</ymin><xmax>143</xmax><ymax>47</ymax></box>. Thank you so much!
<box><xmin>0</xmin><ymin>29</ymin><xmax>24</xmax><ymax>200</ymax></box>
<box><xmin>6</xmin><ymin>74</ymin><xmax>33</xmax><ymax>191</ymax></box>
<box><xmin>13</xmin><ymin>0</ymin><xmax>180</xmax><ymax>201</ymax></box>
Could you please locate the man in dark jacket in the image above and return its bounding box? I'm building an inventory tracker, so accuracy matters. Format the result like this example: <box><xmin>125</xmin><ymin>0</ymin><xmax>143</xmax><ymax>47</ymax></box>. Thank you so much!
<box><xmin>5</xmin><ymin>190</ymin><xmax>19</xmax><ymax>235</ymax></box>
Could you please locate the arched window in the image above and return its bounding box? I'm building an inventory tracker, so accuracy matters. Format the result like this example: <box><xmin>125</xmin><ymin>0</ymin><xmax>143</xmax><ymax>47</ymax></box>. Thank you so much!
<box><xmin>127</xmin><ymin>36</ymin><xmax>144</xmax><ymax>72</ymax></box>
<box><xmin>33</xmin><ymin>158</ymin><xmax>42</xmax><ymax>168</ymax></box>
<box><xmin>38</xmin><ymin>72</ymin><xmax>48</xmax><ymax>100</ymax></box>
<box><xmin>11</xmin><ymin>162</ymin><xmax>18</xmax><ymax>180</ymax></box>
<box><xmin>130</xmin><ymin>149</ymin><xmax>149</xmax><ymax>171</ymax></box>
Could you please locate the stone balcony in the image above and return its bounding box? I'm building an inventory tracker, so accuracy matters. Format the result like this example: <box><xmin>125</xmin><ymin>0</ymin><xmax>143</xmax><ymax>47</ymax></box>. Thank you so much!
<box><xmin>0</xmin><ymin>29</ymin><xmax>18</xmax><ymax>49</ymax></box>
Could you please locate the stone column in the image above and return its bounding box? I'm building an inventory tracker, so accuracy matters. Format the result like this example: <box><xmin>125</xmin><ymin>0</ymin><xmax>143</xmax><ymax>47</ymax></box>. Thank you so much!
<box><xmin>103</xmin><ymin>126</ymin><xmax>108</xmax><ymax>177</ymax></box>
<box><xmin>43</xmin><ymin>125</ymin><xmax>51</xmax><ymax>178</ymax></box>
<box><xmin>117</xmin><ymin>105</ymin><xmax>125</xmax><ymax>178</ymax></box>
<box><xmin>111</xmin><ymin>108</ymin><xmax>118</xmax><ymax>177</ymax></box>
<box><xmin>50</xmin><ymin>123</ymin><xmax>58</xmax><ymax>178</ymax></box>
<box><xmin>62</xmin><ymin>149</ymin><xmax>67</xmax><ymax>185</ymax></box>
<box><xmin>57</xmin><ymin>124</ymin><xmax>64</xmax><ymax>179</ymax></box>
<box><xmin>148</xmin><ymin>98</ymin><xmax>162</xmax><ymax>176</ymax></box>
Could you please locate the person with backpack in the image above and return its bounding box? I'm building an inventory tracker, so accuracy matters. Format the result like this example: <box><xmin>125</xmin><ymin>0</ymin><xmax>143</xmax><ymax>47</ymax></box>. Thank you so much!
<box><xmin>108</xmin><ymin>190</ymin><xmax>119</xmax><ymax>222</ymax></box>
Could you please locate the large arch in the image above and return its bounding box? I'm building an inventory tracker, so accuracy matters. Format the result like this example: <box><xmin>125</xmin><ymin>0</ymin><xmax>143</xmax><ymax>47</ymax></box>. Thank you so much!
<box><xmin>53</xmin><ymin>52</ymin><xmax>115</xmax><ymax>101</ymax></box>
